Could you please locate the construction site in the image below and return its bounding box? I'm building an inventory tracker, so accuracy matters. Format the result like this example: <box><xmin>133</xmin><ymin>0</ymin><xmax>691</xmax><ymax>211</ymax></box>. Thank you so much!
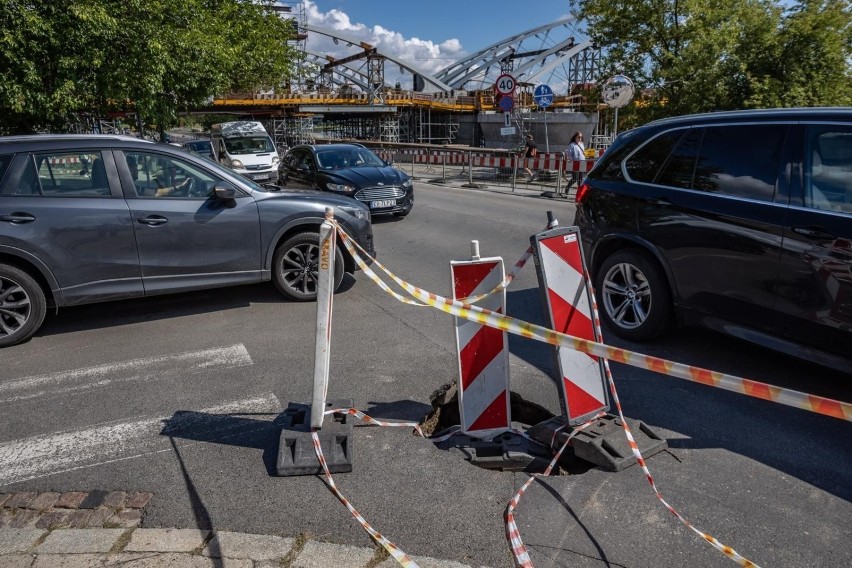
<box><xmin>196</xmin><ymin>2</ymin><xmax>609</xmax><ymax>152</ymax></box>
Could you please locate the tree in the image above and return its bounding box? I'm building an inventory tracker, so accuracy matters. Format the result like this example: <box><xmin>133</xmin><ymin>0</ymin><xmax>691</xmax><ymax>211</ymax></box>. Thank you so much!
<box><xmin>0</xmin><ymin>0</ymin><xmax>298</xmax><ymax>134</ymax></box>
<box><xmin>572</xmin><ymin>0</ymin><xmax>851</xmax><ymax>125</ymax></box>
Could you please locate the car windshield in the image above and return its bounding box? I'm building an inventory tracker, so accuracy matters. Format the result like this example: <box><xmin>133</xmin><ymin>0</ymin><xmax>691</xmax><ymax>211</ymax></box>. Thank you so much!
<box><xmin>191</xmin><ymin>153</ymin><xmax>270</xmax><ymax>192</ymax></box>
<box><xmin>316</xmin><ymin>148</ymin><xmax>385</xmax><ymax>170</ymax></box>
<box><xmin>224</xmin><ymin>136</ymin><xmax>275</xmax><ymax>155</ymax></box>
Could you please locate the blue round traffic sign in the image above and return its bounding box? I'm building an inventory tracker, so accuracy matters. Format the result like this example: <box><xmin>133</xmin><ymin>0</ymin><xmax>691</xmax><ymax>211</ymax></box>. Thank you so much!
<box><xmin>534</xmin><ymin>84</ymin><xmax>554</xmax><ymax>108</ymax></box>
<box><xmin>498</xmin><ymin>95</ymin><xmax>514</xmax><ymax>112</ymax></box>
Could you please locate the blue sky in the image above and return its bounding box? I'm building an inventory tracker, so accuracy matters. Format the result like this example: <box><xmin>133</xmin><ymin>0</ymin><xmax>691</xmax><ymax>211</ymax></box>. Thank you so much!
<box><xmin>300</xmin><ymin>0</ymin><xmax>576</xmax><ymax>78</ymax></box>
<box><xmin>311</xmin><ymin>0</ymin><xmax>573</xmax><ymax>55</ymax></box>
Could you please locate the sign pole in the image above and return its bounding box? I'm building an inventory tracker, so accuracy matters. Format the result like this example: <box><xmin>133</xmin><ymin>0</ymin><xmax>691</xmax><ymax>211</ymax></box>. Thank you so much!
<box><xmin>311</xmin><ymin>207</ymin><xmax>336</xmax><ymax>429</ymax></box>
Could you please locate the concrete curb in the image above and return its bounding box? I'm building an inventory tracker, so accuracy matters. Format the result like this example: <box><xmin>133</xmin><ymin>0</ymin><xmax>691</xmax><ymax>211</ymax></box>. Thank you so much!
<box><xmin>0</xmin><ymin>528</ymin><xmax>492</xmax><ymax>567</ymax></box>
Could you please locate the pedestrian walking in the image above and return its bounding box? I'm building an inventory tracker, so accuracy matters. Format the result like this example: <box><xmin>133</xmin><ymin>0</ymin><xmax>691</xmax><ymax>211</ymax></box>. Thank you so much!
<box><xmin>567</xmin><ymin>131</ymin><xmax>586</xmax><ymax>187</ymax></box>
<box><xmin>522</xmin><ymin>134</ymin><xmax>538</xmax><ymax>180</ymax></box>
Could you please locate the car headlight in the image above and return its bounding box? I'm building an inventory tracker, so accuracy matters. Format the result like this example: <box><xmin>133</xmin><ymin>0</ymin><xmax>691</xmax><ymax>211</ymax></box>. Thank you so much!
<box><xmin>401</xmin><ymin>178</ymin><xmax>412</xmax><ymax>188</ymax></box>
<box><xmin>326</xmin><ymin>182</ymin><xmax>355</xmax><ymax>193</ymax></box>
<box><xmin>339</xmin><ymin>205</ymin><xmax>370</xmax><ymax>222</ymax></box>
<box><xmin>230</xmin><ymin>159</ymin><xmax>244</xmax><ymax>169</ymax></box>
<box><xmin>272</xmin><ymin>156</ymin><xmax>280</xmax><ymax>164</ymax></box>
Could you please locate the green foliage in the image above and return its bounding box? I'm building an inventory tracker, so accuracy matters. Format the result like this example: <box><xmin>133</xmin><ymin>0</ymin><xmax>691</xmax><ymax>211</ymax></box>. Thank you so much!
<box><xmin>0</xmin><ymin>0</ymin><xmax>297</xmax><ymax>134</ymax></box>
<box><xmin>573</xmin><ymin>0</ymin><xmax>851</xmax><ymax>125</ymax></box>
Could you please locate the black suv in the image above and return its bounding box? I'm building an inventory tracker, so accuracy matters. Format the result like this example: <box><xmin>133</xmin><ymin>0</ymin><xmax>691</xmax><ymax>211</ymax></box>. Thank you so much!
<box><xmin>574</xmin><ymin>108</ymin><xmax>851</xmax><ymax>372</ymax></box>
<box><xmin>0</xmin><ymin>135</ymin><xmax>375</xmax><ymax>347</ymax></box>
<box><xmin>280</xmin><ymin>143</ymin><xmax>414</xmax><ymax>217</ymax></box>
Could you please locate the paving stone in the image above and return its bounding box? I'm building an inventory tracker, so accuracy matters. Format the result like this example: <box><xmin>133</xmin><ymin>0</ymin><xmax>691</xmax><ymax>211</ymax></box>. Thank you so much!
<box><xmin>201</xmin><ymin>531</ymin><xmax>294</xmax><ymax>561</ymax></box>
<box><xmin>103</xmin><ymin>553</ymin><xmax>251</xmax><ymax>567</ymax></box>
<box><xmin>26</xmin><ymin>493</ymin><xmax>60</xmax><ymax>512</ymax></box>
<box><xmin>125</xmin><ymin>529</ymin><xmax>210</xmax><ymax>553</ymax></box>
<box><xmin>123</xmin><ymin>493</ymin><xmax>153</xmax><ymax>509</ymax></box>
<box><xmin>35</xmin><ymin>512</ymin><xmax>70</xmax><ymax>530</ymax></box>
<box><xmin>376</xmin><ymin>556</ymin><xmax>476</xmax><ymax>568</ymax></box>
<box><xmin>106</xmin><ymin>510</ymin><xmax>142</xmax><ymax>528</ymax></box>
<box><xmin>9</xmin><ymin>511</ymin><xmax>38</xmax><ymax>529</ymax></box>
<box><xmin>35</xmin><ymin>529</ymin><xmax>126</xmax><ymax>554</ymax></box>
<box><xmin>85</xmin><ymin>508</ymin><xmax>114</xmax><ymax>528</ymax></box>
<box><xmin>0</xmin><ymin>510</ymin><xmax>15</xmax><ymax>528</ymax></box>
<box><xmin>33</xmin><ymin>554</ymin><xmax>111</xmax><ymax>568</ymax></box>
<box><xmin>65</xmin><ymin>510</ymin><xmax>93</xmax><ymax>529</ymax></box>
<box><xmin>78</xmin><ymin>491</ymin><xmax>109</xmax><ymax>510</ymax></box>
<box><xmin>0</xmin><ymin>555</ymin><xmax>34</xmax><ymax>567</ymax></box>
<box><xmin>291</xmin><ymin>541</ymin><xmax>376</xmax><ymax>568</ymax></box>
<box><xmin>5</xmin><ymin>493</ymin><xmax>37</xmax><ymax>509</ymax></box>
<box><xmin>0</xmin><ymin>529</ymin><xmax>47</xmax><ymax>554</ymax></box>
<box><xmin>55</xmin><ymin>493</ymin><xmax>87</xmax><ymax>509</ymax></box>
<box><xmin>102</xmin><ymin>492</ymin><xmax>126</xmax><ymax>509</ymax></box>
<box><xmin>0</xmin><ymin>494</ymin><xmax>11</xmax><ymax>508</ymax></box>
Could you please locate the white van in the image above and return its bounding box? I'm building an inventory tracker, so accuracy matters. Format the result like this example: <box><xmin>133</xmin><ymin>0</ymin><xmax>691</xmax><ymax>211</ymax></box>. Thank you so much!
<box><xmin>210</xmin><ymin>121</ymin><xmax>279</xmax><ymax>183</ymax></box>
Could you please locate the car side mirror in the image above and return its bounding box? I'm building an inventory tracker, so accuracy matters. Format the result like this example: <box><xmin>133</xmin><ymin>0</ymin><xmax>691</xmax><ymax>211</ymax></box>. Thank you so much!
<box><xmin>297</xmin><ymin>164</ymin><xmax>312</xmax><ymax>174</ymax></box>
<box><xmin>213</xmin><ymin>182</ymin><xmax>238</xmax><ymax>200</ymax></box>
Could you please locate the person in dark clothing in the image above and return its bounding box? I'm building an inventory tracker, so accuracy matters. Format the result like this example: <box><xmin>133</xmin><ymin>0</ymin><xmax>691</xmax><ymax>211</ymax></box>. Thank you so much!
<box><xmin>522</xmin><ymin>134</ymin><xmax>538</xmax><ymax>180</ymax></box>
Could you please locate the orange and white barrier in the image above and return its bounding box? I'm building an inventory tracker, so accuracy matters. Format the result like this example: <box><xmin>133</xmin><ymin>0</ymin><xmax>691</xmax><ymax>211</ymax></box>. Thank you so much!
<box><xmin>532</xmin><ymin>228</ymin><xmax>609</xmax><ymax>423</ymax></box>
<box><xmin>451</xmin><ymin>251</ymin><xmax>511</xmax><ymax>437</ymax></box>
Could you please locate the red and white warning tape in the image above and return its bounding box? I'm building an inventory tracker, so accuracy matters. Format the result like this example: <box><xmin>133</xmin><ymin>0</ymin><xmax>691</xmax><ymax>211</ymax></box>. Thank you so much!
<box><xmin>505</xmin><ymin>413</ymin><xmax>605</xmax><ymax>567</ymax></box>
<box><xmin>333</xmin><ymin>221</ymin><xmax>851</xmax><ymax>423</ymax></box>
<box><xmin>330</xmin><ymin>221</ymin><xmax>852</xmax><ymax>566</ymax></box>
<box><xmin>310</xmin><ymin>408</ymin><xmax>470</xmax><ymax>567</ymax></box>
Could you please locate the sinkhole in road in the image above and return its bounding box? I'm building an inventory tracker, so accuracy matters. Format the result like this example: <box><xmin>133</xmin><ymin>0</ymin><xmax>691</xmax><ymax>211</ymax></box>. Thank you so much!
<box><xmin>419</xmin><ymin>381</ymin><xmax>596</xmax><ymax>474</ymax></box>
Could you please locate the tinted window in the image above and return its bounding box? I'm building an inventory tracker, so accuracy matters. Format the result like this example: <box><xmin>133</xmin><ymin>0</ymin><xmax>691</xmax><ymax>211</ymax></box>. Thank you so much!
<box><xmin>28</xmin><ymin>151</ymin><xmax>111</xmax><ymax>196</ymax></box>
<box><xmin>625</xmin><ymin>130</ymin><xmax>684</xmax><ymax>183</ymax></box>
<box><xmin>692</xmin><ymin>125</ymin><xmax>785</xmax><ymax>201</ymax></box>
<box><xmin>656</xmin><ymin>129</ymin><xmax>702</xmax><ymax>189</ymax></box>
<box><xmin>804</xmin><ymin>125</ymin><xmax>852</xmax><ymax>213</ymax></box>
<box><xmin>0</xmin><ymin>154</ymin><xmax>12</xmax><ymax>186</ymax></box>
<box><xmin>593</xmin><ymin>132</ymin><xmax>643</xmax><ymax>181</ymax></box>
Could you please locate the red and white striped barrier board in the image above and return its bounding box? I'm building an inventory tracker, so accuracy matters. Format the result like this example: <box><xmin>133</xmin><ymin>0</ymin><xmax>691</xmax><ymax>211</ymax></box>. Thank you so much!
<box><xmin>470</xmin><ymin>156</ymin><xmax>514</xmax><ymax>168</ymax></box>
<box><xmin>531</xmin><ymin>227</ymin><xmax>609</xmax><ymax>424</ymax></box>
<box><xmin>451</xmin><ymin>257</ymin><xmax>511</xmax><ymax>438</ymax></box>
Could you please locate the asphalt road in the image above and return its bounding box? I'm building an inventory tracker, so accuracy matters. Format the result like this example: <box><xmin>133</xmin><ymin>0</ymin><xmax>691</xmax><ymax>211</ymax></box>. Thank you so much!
<box><xmin>1</xmin><ymin>182</ymin><xmax>850</xmax><ymax>567</ymax></box>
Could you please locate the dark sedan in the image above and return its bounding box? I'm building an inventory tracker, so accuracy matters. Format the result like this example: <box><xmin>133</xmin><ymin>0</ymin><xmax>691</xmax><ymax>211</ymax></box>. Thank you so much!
<box><xmin>280</xmin><ymin>143</ymin><xmax>413</xmax><ymax>217</ymax></box>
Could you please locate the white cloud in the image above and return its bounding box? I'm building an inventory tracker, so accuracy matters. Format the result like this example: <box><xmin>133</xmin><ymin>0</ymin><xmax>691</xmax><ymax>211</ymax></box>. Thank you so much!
<box><xmin>299</xmin><ymin>0</ymin><xmax>466</xmax><ymax>89</ymax></box>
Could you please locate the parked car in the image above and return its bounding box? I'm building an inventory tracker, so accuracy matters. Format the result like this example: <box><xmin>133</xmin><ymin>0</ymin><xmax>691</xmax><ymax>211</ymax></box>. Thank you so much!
<box><xmin>181</xmin><ymin>139</ymin><xmax>215</xmax><ymax>159</ymax></box>
<box><xmin>573</xmin><ymin>108</ymin><xmax>852</xmax><ymax>373</ymax></box>
<box><xmin>280</xmin><ymin>143</ymin><xmax>413</xmax><ymax>217</ymax></box>
<box><xmin>0</xmin><ymin>134</ymin><xmax>375</xmax><ymax>347</ymax></box>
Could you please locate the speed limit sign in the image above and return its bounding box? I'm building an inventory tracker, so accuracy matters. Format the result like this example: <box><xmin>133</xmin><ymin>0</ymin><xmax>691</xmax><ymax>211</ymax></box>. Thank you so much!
<box><xmin>495</xmin><ymin>74</ymin><xmax>516</xmax><ymax>95</ymax></box>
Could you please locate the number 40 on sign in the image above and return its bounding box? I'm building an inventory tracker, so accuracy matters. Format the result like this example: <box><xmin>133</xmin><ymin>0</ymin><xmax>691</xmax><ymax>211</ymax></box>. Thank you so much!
<box><xmin>495</xmin><ymin>74</ymin><xmax>516</xmax><ymax>95</ymax></box>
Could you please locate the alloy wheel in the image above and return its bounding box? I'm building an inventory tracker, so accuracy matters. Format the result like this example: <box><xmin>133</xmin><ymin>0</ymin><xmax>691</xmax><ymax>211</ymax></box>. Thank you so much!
<box><xmin>279</xmin><ymin>242</ymin><xmax>320</xmax><ymax>295</ymax></box>
<box><xmin>600</xmin><ymin>262</ymin><xmax>652</xmax><ymax>330</ymax></box>
<box><xmin>0</xmin><ymin>275</ymin><xmax>32</xmax><ymax>338</ymax></box>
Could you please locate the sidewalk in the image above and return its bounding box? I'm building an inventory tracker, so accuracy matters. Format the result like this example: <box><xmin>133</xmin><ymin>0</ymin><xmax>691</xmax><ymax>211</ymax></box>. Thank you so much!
<box><xmin>0</xmin><ymin>492</ymin><xmax>486</xmax><ymax>567</ymax></box>
<box><xmin>0</xmin><ymin>527</ymin><xmax>482</xmax><ymax>567</ymax></box>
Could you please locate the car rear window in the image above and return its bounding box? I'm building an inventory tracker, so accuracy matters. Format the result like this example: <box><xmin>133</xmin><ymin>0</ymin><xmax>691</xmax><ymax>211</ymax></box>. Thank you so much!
<box><xmin>656</xmin><ymin>128</ymin><xmax>702</xmax><ymax>189</ymax></box>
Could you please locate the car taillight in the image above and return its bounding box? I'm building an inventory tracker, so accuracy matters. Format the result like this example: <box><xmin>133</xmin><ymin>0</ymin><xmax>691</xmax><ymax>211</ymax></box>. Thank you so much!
<box><xmin>575</xmin><ymin>182</ymin><xmax>590</xmax><ymax>204</ymax></box>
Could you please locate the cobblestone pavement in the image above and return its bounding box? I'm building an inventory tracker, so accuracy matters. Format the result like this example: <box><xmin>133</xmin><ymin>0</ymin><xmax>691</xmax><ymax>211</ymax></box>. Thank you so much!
<box><xmin>0</xmin><ymin>492</ymin><xmax>490</xmax><ymax>567</ymax></box>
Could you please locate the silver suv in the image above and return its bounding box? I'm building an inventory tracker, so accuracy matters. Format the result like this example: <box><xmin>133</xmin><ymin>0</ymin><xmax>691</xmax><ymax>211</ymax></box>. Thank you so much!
<box><xmin>0</xmin><ymin>135</ymin><xmax>375</xmax><ymax>347</ymax></box>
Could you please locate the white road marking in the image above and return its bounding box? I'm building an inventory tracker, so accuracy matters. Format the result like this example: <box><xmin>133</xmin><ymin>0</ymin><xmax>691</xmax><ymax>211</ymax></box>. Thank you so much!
<box><xmin>0</xmin><ymin>344</ymin><xmax>253</xmax><ymax>404</ymax></box>
<box><xmin>0</xmin><ymin>394</ymin><xmax>281</xmax><ymax>486</ymax></box>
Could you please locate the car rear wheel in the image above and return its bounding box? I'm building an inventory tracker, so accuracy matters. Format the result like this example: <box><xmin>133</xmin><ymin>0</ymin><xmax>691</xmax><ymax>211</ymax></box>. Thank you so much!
<box><xmin>595</xmin><ymin>250</ymin><xmax>672</xmax><ymax>341</ymax></box>
<box><xmin>273</xmin><ymin>232</ymin><xmax>344</xmax><ymax>301</ymax></box>
<box><xmin>0</xmin><ymin>264</ymin><xmax>47</xmax><ymax>348</ymax></box>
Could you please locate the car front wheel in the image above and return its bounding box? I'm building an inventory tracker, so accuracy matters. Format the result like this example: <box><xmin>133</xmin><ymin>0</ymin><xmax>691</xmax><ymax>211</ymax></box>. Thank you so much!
<box><xmin>0</xmin><ymin>264</ymin><xmax>47</xmax><ymax>348</ymax></box>
<box><xmin>595</xmin><ymin>249</ymin><xmax>672</xmax><ymax>341</ymax></box>
<box><xmin>272</xmin><ymin>232</ymin><xmax>345</xmax><ymax>301</ymax></box>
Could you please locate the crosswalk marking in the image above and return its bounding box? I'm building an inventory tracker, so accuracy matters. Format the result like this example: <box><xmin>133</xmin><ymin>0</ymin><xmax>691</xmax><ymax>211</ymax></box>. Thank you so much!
<box><xmin>0</xmin><ymin>344</ymin><xmax>253</xmax><ymax>404</ymax></box>
<box><xmin>0</xmin><ymin>394</ymin><xmax>281</xmax><ymax>486</ymax></box>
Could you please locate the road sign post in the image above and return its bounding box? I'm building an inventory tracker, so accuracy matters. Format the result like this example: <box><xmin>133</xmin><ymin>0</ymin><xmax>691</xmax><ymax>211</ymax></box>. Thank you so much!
<box><xmin>534</xmin><ymin>84</ymin><xmax>554</xmax><ymax>152</ymax></box>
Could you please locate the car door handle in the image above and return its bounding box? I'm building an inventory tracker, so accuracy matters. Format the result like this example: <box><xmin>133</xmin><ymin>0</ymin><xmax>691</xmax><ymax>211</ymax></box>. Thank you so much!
<box><xmin>791</xmin><ymin>226</ymin><xmax>836</xmax><ymax>240</ymax></box>
<box><xmin>0</xmin><ymin>213</ymin><xmax>36</xmax><ymax>224</ymax></box>
<box><xmin>137</xmin><ymin>216</ymin><xmax>168</xmax><ymax>226</ymax></box>
<box><xmin>649</xmin><ymin>197</ymin><xmax>673</xmax><ymax>207</ymax></box>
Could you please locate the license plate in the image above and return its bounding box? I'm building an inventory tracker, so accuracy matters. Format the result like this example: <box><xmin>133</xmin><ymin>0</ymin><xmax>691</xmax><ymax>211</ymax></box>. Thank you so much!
<box><xmin>370</xmin><ymin>199</ymin><xmax>396</xmax><ymax>209</ymax></box>
<box><xmin>252</xmin><ymin>173</ymin><xmax>270</xmax><ymax>180</ymax></box>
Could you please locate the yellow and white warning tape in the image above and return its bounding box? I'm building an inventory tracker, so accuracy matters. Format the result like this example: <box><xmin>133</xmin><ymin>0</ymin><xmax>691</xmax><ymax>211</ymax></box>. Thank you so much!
<box><xmin>333</xmin><ymin>221</ymin><xmax>851</xmax><ymax>423</ymax></box>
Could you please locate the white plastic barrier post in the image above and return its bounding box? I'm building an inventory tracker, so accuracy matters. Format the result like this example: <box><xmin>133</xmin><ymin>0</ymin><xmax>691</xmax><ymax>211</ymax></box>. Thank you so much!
<box><xmin>311</xmin><ymin>207</ymin><xmax>337</xmax><ymax>429</ymax></box>
<box><xmin>451</xmin><ymin>243</ymin><xmax>511</xmax><ymax>439</ymax></box>
<box><xmin>531</xmin><ymin>226</ymin><xmax>610</xmax><ymax>424</ymax></box>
